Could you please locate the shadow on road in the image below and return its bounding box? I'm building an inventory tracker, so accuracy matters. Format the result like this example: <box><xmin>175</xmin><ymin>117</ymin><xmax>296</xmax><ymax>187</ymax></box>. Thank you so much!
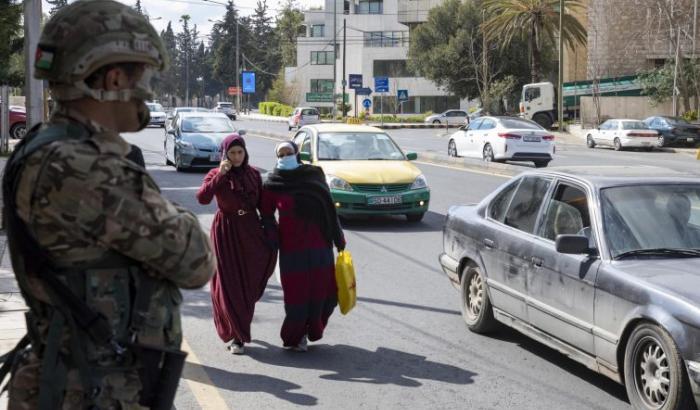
<box><xmin>182</xmin><ymin>362</ymin><xmax>318</xmax><ymax>406</ymax></box>
<box><xmin>246</xmin><ymin>341</ymin><xmax>477</xmax><ymax>388</ymax></box>
<box><xmin>486</xmin><ymin>326</ymin><xmax>629</xmax><ymax>403</ymax></box>
<box><xmin>340</xmin><ymin>210</ymin><xmax>444</xmax><ymax>233</ymax></box>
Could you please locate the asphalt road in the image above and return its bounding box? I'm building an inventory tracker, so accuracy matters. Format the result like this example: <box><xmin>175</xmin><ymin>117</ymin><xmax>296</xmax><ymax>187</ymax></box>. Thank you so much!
<box><xmin>124</xmin><ymin>126</ymin><xmax>632</xmax><ymax>409</ymax></box>
<box><xmin>234</xmin><ymin>119</ymin><xmax>700</xmax><ymax>175</ymax></box>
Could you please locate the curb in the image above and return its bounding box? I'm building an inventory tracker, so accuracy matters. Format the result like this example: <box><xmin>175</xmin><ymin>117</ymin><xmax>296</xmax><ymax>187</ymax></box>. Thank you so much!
<box><xmin>245</xmin><ymin>130</ymin><xmax>521</xmax><ymax>177</ymax></box>
<box><xmin>240</xmin><ymin>115</ymin><xmax>461</xmax><ymax>130</ymax></box>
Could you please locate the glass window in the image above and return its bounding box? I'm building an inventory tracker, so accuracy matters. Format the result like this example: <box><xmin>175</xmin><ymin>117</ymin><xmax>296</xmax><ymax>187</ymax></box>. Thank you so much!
<box><xmin>147</xmin><ymin>103</ymin><xmax>164</xmax><ymax>112</ymax></box>
<box><xmin>504</xmin><ymin>176</ymin><xmax>552</xmax><ymax>234</ymax></box>
<box><xmin>479</xmin><ymin>119</ymin><xmax>496</xmax><ymax>130</ymax></box>
<box><xmin>180</xmin><ymin>117</ymin><xmax>234</xmax><ymax>133</ymax></box>
<box><xmin>310</xmin><ymin>79</ymin><xmax>334</xmax><ymax>93</ymax></box>
<box><xmin>499</xmin><ymin>118</ymin><xmax>544</xmax><ymax>130</ymax></box>
<box><xmin>622</xmin><ymin>121</ymin><xmax>650</xmax><ymax>130</ymax></box>
<box><xmin>665</xmin><ymin>116</ymin><xmax>689</xmax><ymax>125</ymax></box>
<box><xmin>540</xmin><ymin>184</ymin><xmax>591</xmax><ymax>242</ymax></box>
<box><xmin>310</xmin><ymin>24</ymin><xmax>325</xmax><ymax>37</ymax></box>
<box><xmin>420</xmin><ymin>96</ymin><xmax>461</xmax><ymax>114</ymax></box>
<box><xmin>293</xmin><ymin>131</ymin><xmax>307</xmax><ymax>148</ymax></box>
<box><xmin>467</xmin><ymin>118</ymin><xmax>483</xmax><ymax>130</ymax></box>
<box><xmin>601</xmin><ymin>184</ymin><xmax>700</xmax><ymax>258</ymax></box>
<box><xmin>489</xmin><ymin>181</ymin><xmax>519</xmax><ymax>223</ymax></box>
<box><xmin>317</xmin><ymin>132</ymin><xmax>405</xmax><ymax>160</ymax></box>
<box><xmin>358</xmin><ymin>0</ymin><xmax>383</xmax><ymax>14</ymax></box>
<box><xmin>311</xmin><ymin>51</ymin><xmax>334</xmax><ymax>65</ymax></box>
<box><xmin>524</xmin><ymin>87</ymin><xmax>541</xmax><ymax>101</ymax></box>
<box><xmin>300</xmin><ymin>137</ymin><xmax>311</xmax><ymax>156</ymax></box>
<box><xmin>373</xmin><ymin>60</ymin><xmax>411</xmax><ymax>77</ymax></box>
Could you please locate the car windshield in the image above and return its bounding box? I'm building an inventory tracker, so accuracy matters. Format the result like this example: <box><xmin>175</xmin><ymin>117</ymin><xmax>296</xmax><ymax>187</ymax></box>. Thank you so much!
<box><xmin>665</xmin><ymin>117</ymin><xmax>690</xmax><ymax>125</ymax></box>
<box><xmin>181</xmin><ymin>117</ymin><xmax>234</xmax><ymax>133</ymax></box>
<box><xmin>601</xmin><ymin>184</ymin><xmax>700</xmax><ymax>258</ymax></box>
<box><xmin>621</xmin><ymin>121</ymin><xmax>649</xmax><ymax>130</ymax></box>
<box><xmin>499</xmin><ymin>118</ymin><xmax>543</xmax><ymax>130</ymax></box>
<box><xmin>147</xmin><ymin>103</ymin><xmax>164</xmax><ymax>112</ymax></box>
<box><xmin>317</xmin><ymin>132</ymin><xmax>405</xmax><ymax>160</ymax></box>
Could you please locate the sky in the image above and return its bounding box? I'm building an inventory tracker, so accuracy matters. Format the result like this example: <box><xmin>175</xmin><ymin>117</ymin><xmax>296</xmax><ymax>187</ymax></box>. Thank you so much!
<box><xmin>41</xmin><ymin>0</ymin><xmax>324</xmax><ymax>43</ymax></box>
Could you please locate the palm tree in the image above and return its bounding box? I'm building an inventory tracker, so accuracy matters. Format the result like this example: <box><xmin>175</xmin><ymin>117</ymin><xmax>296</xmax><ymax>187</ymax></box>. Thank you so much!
<box><xmin>483</xmin><ymin>0</ymin><xmax>587</xmax><ymax>82</ymax></box>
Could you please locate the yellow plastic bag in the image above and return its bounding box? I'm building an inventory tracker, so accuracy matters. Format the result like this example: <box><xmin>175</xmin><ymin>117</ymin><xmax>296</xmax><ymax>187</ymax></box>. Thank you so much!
<box><xmin>335</xmin><ymin>250</ymin><xmax>357</xmax><ymax>315</ymax></box>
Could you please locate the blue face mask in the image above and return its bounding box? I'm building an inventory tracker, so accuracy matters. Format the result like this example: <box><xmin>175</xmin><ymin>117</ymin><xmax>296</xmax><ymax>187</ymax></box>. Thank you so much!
<box><xmin>277</xmin><ymin>154</ymin><xmax>300</xmax><ymax>170</ymax></box>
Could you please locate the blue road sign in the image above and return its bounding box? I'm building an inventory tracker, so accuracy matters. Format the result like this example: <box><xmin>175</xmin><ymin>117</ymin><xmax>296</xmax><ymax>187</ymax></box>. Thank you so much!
<box><xmin>356</xmin><ymin>87</ymin><xmax>372</xmax><ymax>95</ymax></box>
<box><xmin>349</xmin><ymin>74</ymin><xmax>363</xmax><ymax>89</ymax></box>
<box><xmin>242</xmin><ymin>71</ymin><xmax>256</xmax><ymax>94</ymax></box>
<box><xmin>374</xmin><ymin>77</ymin><xmax>389</xmax><ymax>93</ymax></box>
<box><xmin>362</xmin><ymin>98</ymin><xmax>372</xmax><ymax>109</ymax></box>
<box><xmin>397</xmin><ymin>89</ymin><xmax>409</xmax><ymax>102</ymax></box>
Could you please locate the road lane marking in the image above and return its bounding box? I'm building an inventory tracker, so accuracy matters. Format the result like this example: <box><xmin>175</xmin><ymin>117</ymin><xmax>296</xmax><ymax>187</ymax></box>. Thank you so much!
<box><xmin>181</xmin><ymin>338</ymin><xmax>229</xmax><ymax>410</ymax></box>
<box><xmin>414</xmin><ymin>160</ymin><xmax>512</xmax><ymax>178</ymax></box>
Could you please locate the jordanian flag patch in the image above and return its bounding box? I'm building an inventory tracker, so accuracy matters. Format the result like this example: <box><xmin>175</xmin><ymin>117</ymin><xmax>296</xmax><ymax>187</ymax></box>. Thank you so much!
<box><xmin>35</xmin><ymin>47</ymin><xmax>55</xmax><ymax>70</ymax></box>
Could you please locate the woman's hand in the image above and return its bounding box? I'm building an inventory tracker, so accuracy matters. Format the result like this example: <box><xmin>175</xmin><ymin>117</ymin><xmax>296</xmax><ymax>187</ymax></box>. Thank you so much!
<box><xmin>219</xmin><ymin>159</ymin><xmax>232</xmax><ymax>175</ymax></box>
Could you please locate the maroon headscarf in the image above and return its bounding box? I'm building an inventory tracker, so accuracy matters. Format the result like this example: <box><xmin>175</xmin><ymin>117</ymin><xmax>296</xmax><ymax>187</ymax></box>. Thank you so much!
<box><xmin>220</xmin><ymin>133</ymin><xmax>260</xmax><ymax>207</ymax></box>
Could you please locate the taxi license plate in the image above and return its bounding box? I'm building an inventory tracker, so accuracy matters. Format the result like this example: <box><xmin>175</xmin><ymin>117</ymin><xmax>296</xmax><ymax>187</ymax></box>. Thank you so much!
<box><xmin>210</xmin><ymin>153</ymin><xmax>221</xmax><ymax>162</ymax></box>
<box><xmin>524</xmin><ymin>136</ymin><xmax>541</xmax><ymax>142</ymax></box>
<box><xmin>368</xmin><ymin>195</ymin><xmax>402</xmax><ymax>205</ymax></box>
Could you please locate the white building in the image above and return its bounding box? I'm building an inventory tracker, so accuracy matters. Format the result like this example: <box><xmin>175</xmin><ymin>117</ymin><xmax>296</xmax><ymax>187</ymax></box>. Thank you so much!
<box><xmin>286</xmin><ymin>0</ymin><xmax>465</xmax><ymax>115</ymax></box>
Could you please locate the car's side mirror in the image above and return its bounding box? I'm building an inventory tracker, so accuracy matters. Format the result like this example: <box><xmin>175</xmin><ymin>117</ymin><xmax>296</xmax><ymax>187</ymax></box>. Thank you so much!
<box><xmin>555</xmin><ymin>235</ymin><xmax>593</xmax><ymax>255</ymax></box>
<box><xmin>299</xmin><ymin>152</ymin><xmax>311</xmax><ymax>162</ymax></box>
<box><xmin>406</xmin><ymin>152</ymin><xmax>417</xmax><ymax>161</ymax></box>
<box><xmin>459</xmin><ymin>125</ymin><xmax>466</xmax><ymax>131</ymax></box>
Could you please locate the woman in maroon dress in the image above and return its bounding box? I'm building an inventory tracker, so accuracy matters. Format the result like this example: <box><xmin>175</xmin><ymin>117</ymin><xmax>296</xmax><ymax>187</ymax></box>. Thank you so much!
<box><xmin>196</xmin><ymin>133</ymin><xmax>277</xmax><ymax>354</ymax></box>
<box><xmin>262</xmin><ymin>142</ymin><xmax>346</xmax><ymax>352</ymax></box>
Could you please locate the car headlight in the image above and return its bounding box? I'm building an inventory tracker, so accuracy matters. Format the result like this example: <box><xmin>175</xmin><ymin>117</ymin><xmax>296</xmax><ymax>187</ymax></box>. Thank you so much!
<box><xmin>178</xmin><ymin>140</ymin><xmax>196</xmax><ymax>153</ymax></box>
<box><xmin>326</xmin><ymin>175</ymin><xmax>353</xmax><ymax>191</ymax></box>
<box><xmin>410</xmin><ymin>174</ymin><xmax>428</xmax><ymax>190</ymax></box>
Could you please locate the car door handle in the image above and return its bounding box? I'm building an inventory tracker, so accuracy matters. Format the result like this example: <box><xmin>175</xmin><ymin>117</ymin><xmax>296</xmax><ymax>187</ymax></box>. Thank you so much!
<box><xmin>483</xmin><ymin>239</ymin><xmax>495</xmax><ymax>249</ymax></box>
<box><xmin>531</xmin><ymin>256</ymin><xmax>543</xmax><ymax>267</ymax></box>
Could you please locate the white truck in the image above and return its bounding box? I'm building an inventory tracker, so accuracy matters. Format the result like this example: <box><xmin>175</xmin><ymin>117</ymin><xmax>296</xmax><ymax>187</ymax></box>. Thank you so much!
<box><xmin>519</xmin><ymin>76</ymin><xmax>642</xmax><ymax>129</ymax></box>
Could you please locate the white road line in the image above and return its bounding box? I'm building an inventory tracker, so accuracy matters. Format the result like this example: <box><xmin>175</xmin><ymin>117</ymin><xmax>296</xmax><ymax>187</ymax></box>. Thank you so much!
<box><xmin>181</xmin><ymin>338</ymin><xmax>230</xmax><ymax>410</ymax></box>
<box><xmin>413</xmin><ymin>160</ymin><xmax>512</xmax><ymax>178</ymax></box>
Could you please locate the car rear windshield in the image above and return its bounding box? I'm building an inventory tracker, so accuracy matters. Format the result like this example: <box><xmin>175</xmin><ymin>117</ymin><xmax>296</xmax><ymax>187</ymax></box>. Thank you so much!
<box><xmin>498</xmin><ymin>118</ymin><xmax>544</xmax><ymax>130</ymax></box>
<box><xmin>147</xmin><ymin>103</ymin><xmax>164</xmax><ymax>112</ymax></box>
<box><xmin>622</xmin><ymin>121</ymin><xmax>649</xmax><ymax>130</ymax></box>
<box><xmin>601</xmin><ymin>184</ymin><xmax>700</xmax><ymax>258</ymax></box>
<box><xmin>665</xmin><ymin>117</ymin><xmax>690</xmax><ymax>125</ymax></box>
<box><xmin>302</xmin><ymin>109</ymin><xmax>319</xmax><ymax>116</ymax></box>
<box><xmin>181</xmin><ymin>117</ymin><xmax>234</xmax><ymax>133</ymax></box>
<box><xmin>317</xmin><ymin>132</ymin><xmax>405</xmax><ymax>160</ymax></box>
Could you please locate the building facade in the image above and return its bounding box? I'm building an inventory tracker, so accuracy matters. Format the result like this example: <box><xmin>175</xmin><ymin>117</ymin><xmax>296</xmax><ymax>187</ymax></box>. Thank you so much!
<box><xmin>287</xmin><ymin>0</ymin><xmax>465</xmax><ymax>115</ymax></box>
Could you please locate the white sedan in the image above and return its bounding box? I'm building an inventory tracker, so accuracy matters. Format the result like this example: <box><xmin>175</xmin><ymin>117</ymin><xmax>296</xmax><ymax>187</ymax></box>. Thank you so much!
<box><xmin>447</xmin><ymin>116</ymin><xmax>555</xmax><ymax>167</ymax></box>
<box><xmin>586</xmin><ymin>119</ymin><xmax>659</xmax><ymax>151</ymax></box>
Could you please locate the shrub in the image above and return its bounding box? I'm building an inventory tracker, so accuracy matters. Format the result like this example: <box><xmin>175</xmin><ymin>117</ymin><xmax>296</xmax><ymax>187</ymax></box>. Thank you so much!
<box><xmin>682</xmin><ymin>110</ymin><xmax>698</xmax><ymax>122</ymax></box>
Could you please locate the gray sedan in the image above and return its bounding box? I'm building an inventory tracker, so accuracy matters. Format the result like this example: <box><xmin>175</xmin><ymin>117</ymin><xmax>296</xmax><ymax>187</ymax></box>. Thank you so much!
<box><xmin>164</xmin><ymin>112</ymin><xmax>236</xmax><ymax>171</ymax></box>
<box><xmin>439</xmin><ymin>166</ymin><xmax>700</xmax><ymax>410</ymax></box>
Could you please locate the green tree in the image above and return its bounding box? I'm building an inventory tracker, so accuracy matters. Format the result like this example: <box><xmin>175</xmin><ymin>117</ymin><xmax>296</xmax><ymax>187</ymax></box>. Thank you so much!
<box><xmin>47</xmin><ymin>0</ymin><xmax>68</xmax><ymax>15</ymax></box>
<box><xmin>0</xmin><ymin>0</ymin><xmax>23</xmax><ymax>86</ymax></box>
<box><xmin>247</xmin><ymin>0</ymin><xmax>277</xmax><ymax>99</ymax></box>
<box><xmin>408</xmin><ymin>0</ymin><xmax>531</xmax><ymax>111</ymax></box>
<box><xmin>157</xmin><ymin>21</ymin><xmax>180</xmax><ymax>105</ymax></box>
<box><xmin>482</xmin><ymin>0</ymin><xmax>586</xmax><ymax>82</ymax></box>
<box><xmin>275</xmin><ymin>0</ymin><xmax>304</xmax><ymax>67</ymax></box>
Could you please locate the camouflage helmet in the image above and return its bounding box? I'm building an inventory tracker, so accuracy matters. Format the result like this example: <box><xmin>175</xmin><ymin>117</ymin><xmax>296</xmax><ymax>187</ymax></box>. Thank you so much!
<box><xmin>35</xmin><ymin>0</ymin><xmax>168</xmax><ymax>102</ymax></box>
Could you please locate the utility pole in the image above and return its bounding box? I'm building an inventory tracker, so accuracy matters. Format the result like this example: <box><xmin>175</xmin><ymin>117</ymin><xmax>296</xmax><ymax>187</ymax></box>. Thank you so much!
<box><xmin>342</xmin><ymin>18</ymin><xmax>346</xmax><ymax>120</ymax></box>
<box><xmin>185</xmin><ymin>48</ymin><xmax>190</xmax><ymax>105</ymax></box>
<box><xmin>332</xmin><ymin>0</ymin><xmax>338</xmax><ymax>119</ymax></box>
<box><xmin>557</xmin><ymin>0</ymin><xmax>564</xmax><ymax>131</ymax></box>
<box><xmin>694</xmin><ymin>0</ymin><xmax>698</xmax><ymax>57</ymax></box>
<box><xmin>236</xmin><ymin>20</ymin><xmax>241</xmax><ymax>114</ymax></box>
<box><xmin>24</xmin><ymin>0</ymin><xmax>44</xmax><ymax>129</ymax></box>
<box><xmin>673</xmin><ymin>29</ymin><xmax>681</xmax><ymax>116</ymax></box>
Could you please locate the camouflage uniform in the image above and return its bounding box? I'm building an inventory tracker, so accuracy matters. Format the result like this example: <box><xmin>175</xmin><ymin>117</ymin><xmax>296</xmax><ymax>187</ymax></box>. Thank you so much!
<box><xmin>1</xmin><ymin>1</ymin><xmax>215</xmax><ymax>408</ymax></box>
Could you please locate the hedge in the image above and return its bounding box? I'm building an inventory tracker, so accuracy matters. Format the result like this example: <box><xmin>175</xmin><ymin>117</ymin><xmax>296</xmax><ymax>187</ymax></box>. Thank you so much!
<box><xmin>259</xmin><ymin>101</ymin><xmax>293</xmax><ymax>117</ymax></box>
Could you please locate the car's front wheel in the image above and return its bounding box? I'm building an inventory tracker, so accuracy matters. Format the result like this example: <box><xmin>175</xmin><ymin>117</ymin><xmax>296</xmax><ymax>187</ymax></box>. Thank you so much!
<box><xmin>587</xmin><ymin>135</ymin><xmax>596</xmax><ymax>148</ymax></box>
<box><xmin>460</xmin><ymin>264</ymin><xmax>498</xmax><ymax>333</ymax></box>
<box><xmin>174</xmin><ymin>148</ymin><xmax>186</xmax><ymax>172</ymax></box>
<box><xmin>448</xmin><ymin>140</ymin><xmax>459</xmax><ymax>157</ymax></box>
<box><xmin>624</xmin><ymin>323</ymin><xmax>694</xmax><ymax>410</ymax></box>
<box><xmin>10</xmin><ymin>122</ymin><xmax>26</xmax><ymax>139</ymax></box>
<box><xmin>432</xmin><ymin>119</ymin><xmax>441</xmax><ymax>125</ymax></box>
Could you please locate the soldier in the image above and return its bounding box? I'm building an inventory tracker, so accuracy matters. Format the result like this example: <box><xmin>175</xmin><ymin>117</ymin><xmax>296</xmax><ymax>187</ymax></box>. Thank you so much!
<box><xmin>0</xmin><ymin>1</ymin><xmax>214</xmax><ymax>408</ymax></box>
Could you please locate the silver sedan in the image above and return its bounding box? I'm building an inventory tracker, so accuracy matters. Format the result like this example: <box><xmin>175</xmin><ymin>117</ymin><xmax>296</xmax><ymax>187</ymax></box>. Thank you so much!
<box><xmin>440</xmin><ymin>166</ymin><xmax>700</xmax><ymax>410</ymax></box>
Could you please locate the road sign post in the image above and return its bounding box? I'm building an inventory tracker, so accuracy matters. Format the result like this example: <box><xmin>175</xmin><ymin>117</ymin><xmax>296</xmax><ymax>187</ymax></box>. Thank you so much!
<box><xmin>374</xmin><ymin>77</ymin><xmax>389</xmax><ymax>125</ymax></box>
<box><xmin>349</xmin><ymin>75</ymin><xmax>362</xmax><ymax>118</ymax></box>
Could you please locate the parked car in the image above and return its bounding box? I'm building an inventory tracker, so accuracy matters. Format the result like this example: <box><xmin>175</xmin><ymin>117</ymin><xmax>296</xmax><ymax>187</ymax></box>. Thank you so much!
<box><xmin>214</xmin><ymin>101</ymin><xmax>237</xmax><ymax>120</ymax></box>
<box><xmin>291</xmin><ymin>124</ymin><xmax>430</xmax><ymax>222</ymax></box>
<box><xmin>424</xmin><ymin>109</ymin><xmax>468</xmax><ymax>125</ymax></box>
<box><xmin>440</xmin><ymin>166</ymin><xmax>700</xmax><ymax>410</ymax></box>
<box><xmin>586</xmin><ymin>119</ymin><xmax>659</xmax><ymax>151</ymax></box>
<box><xmin>8</xmin><ymin>105</ymin><xmax>26</xmax><ymax>139</ymax></box>
<box><xmin>164</xmin><ymin>112</ymin><xmax>236</xmax><ymax>171</ymax></box>
<box><xmin>288</xmin><ymin>107</ymin><xmax>320</xmax><ymax>131</ymax></box>
<box><xmin>643</xmin><ymin>115</ymin><xmax>700</xmax><ymax>147</ymax></box>
<box><xmin>165</xmin><ymin>107</ymin><xmax>211</xmax><ymax>133</ymax></box>
<box><xmin>146</xmin><ymin>102</ymin><xmax>166</xmax><ymax>128</ymax></box>
<box><xmin>448</xmin><ymin>116</ymin><xmax>555</xmax><ymax>168</ymax></box>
